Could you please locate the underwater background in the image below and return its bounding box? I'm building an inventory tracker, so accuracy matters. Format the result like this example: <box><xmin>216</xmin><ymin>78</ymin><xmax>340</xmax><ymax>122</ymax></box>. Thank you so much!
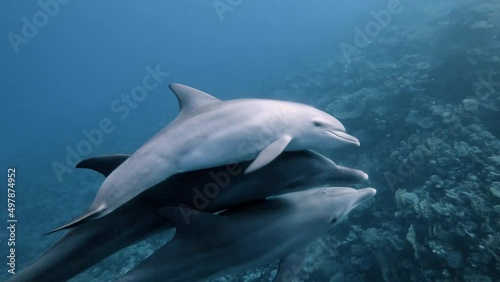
<box><xmin>1</xmin><ymin>0</ymin><xmax>499</xmax><ymax>281</ymax></box>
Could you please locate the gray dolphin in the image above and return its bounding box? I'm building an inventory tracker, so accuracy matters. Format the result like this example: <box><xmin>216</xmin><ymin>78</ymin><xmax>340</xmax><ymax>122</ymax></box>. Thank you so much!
<box><xmin>118</xmin><ymin>187</ymin><xmax>377</xmax><ymax>282</ymax></box>
<box><xmin>50</xmin><ymin>84</ymin><xmax>360</xmax><ymax>232</ymax></box>
<box><xmin>11</xmin><ymin>151</ymin><xmax>368</xmax><ymax>282</ymax></box>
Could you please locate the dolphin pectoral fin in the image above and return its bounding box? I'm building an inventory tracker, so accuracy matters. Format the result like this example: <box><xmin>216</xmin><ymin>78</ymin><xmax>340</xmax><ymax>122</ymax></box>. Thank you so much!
<box><xmin>76</xmin><ymin>154</ymin><xmax>131</xmax><ymax>177</ymax></box>
<box><xmin>273</xmin><ymin>248</ymin><xmax>306</xmax><ymax>282</ymax></box>
<box><xmin>244</xmin><ymin>135</ymin><xmax>292</xmax><ymax>174</ymax></box>
<box><xmin>43</xmin><ymin>207</ymin><xmax>104</xmax><ymax>236</ymax></box>
<box><xmin>169</xmin><ymin>83</ymin><xmax>221</xmax><ymax>116</ymax></box>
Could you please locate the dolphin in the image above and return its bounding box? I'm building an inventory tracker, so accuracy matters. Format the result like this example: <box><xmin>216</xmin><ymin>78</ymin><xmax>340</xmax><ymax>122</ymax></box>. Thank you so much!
<box><xmin>48</xmin><ymin>84</ymin><xmax>360</xmax><ymax>233</ymax></box>
<box><xmin>118</xmin><ymin>187</ymin><xmax>377</xmax><ymax>282</ymax></box>
<box><xmin>10</xmin><ymin>151</ymin><xmax>368</xmax><ymax>282</ymax></box>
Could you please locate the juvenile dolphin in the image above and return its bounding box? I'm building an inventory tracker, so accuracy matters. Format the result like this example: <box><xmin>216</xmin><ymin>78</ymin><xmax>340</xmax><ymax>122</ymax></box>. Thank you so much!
<box><xmin>118</xmin><ymin>187</ymin><xmax>377</xmax><ymax>282</ymax></box>
<box><xmin>48</xmin><ymin>84</ymin><xmax>360</xmax><ymax>232</ymax></box>
<box><xmin>11</xmin><ymin>151</ymin><xmax>368</xmax><ymax>282</ymax></box>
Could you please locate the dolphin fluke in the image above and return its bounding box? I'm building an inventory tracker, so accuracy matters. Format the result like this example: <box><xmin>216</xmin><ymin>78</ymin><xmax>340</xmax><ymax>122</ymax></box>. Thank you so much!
<box><xmin>43</xmin><ymin>207</ymin><xmax>105</xmax><ymax>236</ymax></box>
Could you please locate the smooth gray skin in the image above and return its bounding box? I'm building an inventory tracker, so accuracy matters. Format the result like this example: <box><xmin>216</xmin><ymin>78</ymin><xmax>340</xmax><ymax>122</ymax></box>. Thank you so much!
<box><xmin>10</xmin><ymin>151</ymin><xmax>368</xmax><ymax>282</ymax></box>
<box><xmin>52</xmin><ymin>83</ymin><xmax>360</xmax><ymax>232</ymax></box>
<box><xmin>118</xmin><ymin>187</ymin><xmax>377</xmax><ymax>282</ymax></box>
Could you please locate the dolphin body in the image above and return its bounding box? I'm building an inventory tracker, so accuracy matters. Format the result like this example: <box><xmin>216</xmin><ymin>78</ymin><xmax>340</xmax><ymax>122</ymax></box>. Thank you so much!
<box><xmin>10</xmin><ymin>151</ymin><xmax>368</xmax><ymax>282</ymax></box>
<box><xmin>118</xmin><ymin>187</ymin><xmax>377</xmax><ymax>282</ymax></box>
<box><xmin>49</xmin><ymin>84</ymin><xmax>360</xmax><ymax>232</ymax></box>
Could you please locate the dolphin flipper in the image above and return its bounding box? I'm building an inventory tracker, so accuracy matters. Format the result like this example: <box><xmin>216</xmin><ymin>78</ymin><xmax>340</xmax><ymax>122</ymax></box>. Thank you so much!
<box><xmin>273</xmin><ymin>248</ymin><xmax>306</xmax><ymax>282</ymax></box>
<box><xmin>245</xmin><ymin>135</ymin><xmax>292</xmax><ymax>174</ymax></box>
<box><xmin>43</xmin><ymin>207</ymin><xmax>104</xmax><ymax>236</ymax></box>
<box><xmin>42</xmin><ymin>155</ymin><xmax>129</xmax><ymax>235</ymax></box>
<box><xmin>76</xmin><ymin>155</ymin><xmax>130</xmax><ymax>177</ymax></box>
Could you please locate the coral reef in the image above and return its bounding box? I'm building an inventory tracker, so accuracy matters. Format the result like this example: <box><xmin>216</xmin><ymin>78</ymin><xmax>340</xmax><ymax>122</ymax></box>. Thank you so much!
<box><xmin>244</xmin><ymin>0</ymin><xmax>500</xmax><ymax>281</ymax></box>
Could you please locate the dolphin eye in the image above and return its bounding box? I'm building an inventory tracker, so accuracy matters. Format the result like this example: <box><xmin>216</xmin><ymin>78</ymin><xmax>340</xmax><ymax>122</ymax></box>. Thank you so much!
<box><xmin>331</xmin><ymin>218</ymin><xmax>337</xmax><ymax>224</ymax></box>
<box><xmin>313</xmin><ymin>121</ymin><xmax>323</xmax><ymax>127</ymax></box>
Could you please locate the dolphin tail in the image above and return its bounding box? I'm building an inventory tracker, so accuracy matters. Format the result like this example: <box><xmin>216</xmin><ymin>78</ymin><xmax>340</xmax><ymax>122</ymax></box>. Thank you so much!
<box><xmin>43</xmin><ymin>207</ymin><xmax>104</xmax><ymax>236</ymax></box>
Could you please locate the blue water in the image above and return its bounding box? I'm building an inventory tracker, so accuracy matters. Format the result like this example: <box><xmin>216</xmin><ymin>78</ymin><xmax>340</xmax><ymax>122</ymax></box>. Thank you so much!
<box><xmin>2</xmin><ymin>0</ymin><xmax>500</xmax><ymax>281</ymax></box>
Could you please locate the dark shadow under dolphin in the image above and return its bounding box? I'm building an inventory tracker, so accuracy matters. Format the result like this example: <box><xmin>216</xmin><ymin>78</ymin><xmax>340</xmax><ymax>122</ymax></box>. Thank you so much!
<box><xmin>8</xmin><ymin>150</ymin><xmax>368</xmax><ymax>282</ymax></box>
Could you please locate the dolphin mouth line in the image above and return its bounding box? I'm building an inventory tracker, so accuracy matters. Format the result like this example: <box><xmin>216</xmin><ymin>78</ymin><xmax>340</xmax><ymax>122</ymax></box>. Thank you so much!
<box><xmin>326</xmin><ymin>130</ymin><xmax>360</xmax><ymax>146</ymax></box>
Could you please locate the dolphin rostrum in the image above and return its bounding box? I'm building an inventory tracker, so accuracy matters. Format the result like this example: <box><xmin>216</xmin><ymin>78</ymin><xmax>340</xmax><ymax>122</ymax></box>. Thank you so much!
<box><xmin>47</xmin><ymin>84</ymin><xmax>360</xmax><ymax>233</ymax></box>
<box><xmin>118</xmin><ymin>187</ymin><xmax>377</xmax><ymax>282</ymax></box>
<box><xmin>11</xmin><ymin>151</ymin><xmax>367</xmax><ymax>282</ymax></box>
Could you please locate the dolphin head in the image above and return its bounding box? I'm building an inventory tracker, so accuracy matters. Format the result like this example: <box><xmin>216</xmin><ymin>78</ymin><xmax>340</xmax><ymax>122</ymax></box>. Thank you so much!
<box><xmin>283</xmin><ymin>187</ymin><xmax>375</xmax><ymax>233</ymax></box>
<box><xmin>273</xmin><ymin>151</ymin><xmax>368</xmax><ymax>191</ymax></box>
<box><xmin>290</xmin><ymin>105</ymin><xmax>360</xmax><ymax>149</ymax></box>
<box><xmin>310</xmin><ymin>110</ymin><xmax>360</xmax><ymax>147</ymax></box>
<box><xmin>320</xmin><ymin>187</ymin><xmax>376</xmax><ymax>226</ymax></box>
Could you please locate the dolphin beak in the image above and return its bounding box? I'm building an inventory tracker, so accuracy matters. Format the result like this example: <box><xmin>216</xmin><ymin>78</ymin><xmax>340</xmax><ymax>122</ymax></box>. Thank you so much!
<box><xmin>328</xmin><ymin>130</ymin><xmax>360</xmax><ymax>146</ymax></box>
<box><xmin>351</xmin><ymin>188</ymin><xmax>376</xmax><ymax>209</ymax></box>
<box><xmin>332</xmin><ymin>164</ymin><xmax>369</xmax><ymax>183</ymax></box>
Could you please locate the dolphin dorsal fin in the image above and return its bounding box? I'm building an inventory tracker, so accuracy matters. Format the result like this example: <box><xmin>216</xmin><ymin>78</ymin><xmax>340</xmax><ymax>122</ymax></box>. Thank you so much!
<box><xmin>169</xmin><ymin>83</ymin><xmax>221</xmax><ymax>116</ymax></box>
<box><xmin>76</xmin><ymin>154</ymin><xmax>130</xmax><ymax>177</ymax></box>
